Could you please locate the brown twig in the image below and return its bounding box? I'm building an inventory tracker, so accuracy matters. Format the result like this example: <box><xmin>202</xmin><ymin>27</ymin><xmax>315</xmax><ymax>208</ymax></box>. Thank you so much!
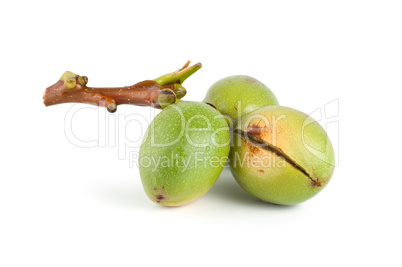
<box><xmin>43</xmin><ymin>61</ymin><xmax>201</xmax><ymax>112</ymax></box>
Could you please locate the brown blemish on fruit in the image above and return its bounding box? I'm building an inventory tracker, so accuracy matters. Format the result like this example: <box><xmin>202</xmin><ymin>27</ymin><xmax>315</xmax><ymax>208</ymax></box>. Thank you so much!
<box><xmin>258</xmin><ymin>169</ymin><xmax>264</xmax><ymax>173</ymax></box>
<box><xmin>156</xmin><ymin>195</ymin><xmax>165</xmax><ymax>203</ymax></box>
<box><xmin>312</xmin><ymin>178</ymin><xmax>322</xmax><ymax>187</ymax></box>
<box><xmin>153</xmin><ymin>186</ymin><xmax>167</xmax><ymax>203</ymax></box>
<box><xmin>246</xmin><ymin>123</ymin><xmax>271</xmax><ymax>143</ymax></box>
<box><xmin>310</xmin><ymin>170</ymin><xmax>323</xmax><ymax>187</ymax></box>
<box><xmin>245</xmin><ymin>138</ymin><xmax>263</xmax><ymax>155</ymax></box>
<box><xmin>247</xmin><ymin>124</ymin><xmax>263</xmax><ymax>137</ymax></box>
<box><xmin>234</xmin><ymin>106</ymin><xmax>237</xmax><ymax>110</ymax></box>
<box><xmin>234</xmin><ymin>129</ymin><xmax>321</xmax><ymax>187</ymax></box>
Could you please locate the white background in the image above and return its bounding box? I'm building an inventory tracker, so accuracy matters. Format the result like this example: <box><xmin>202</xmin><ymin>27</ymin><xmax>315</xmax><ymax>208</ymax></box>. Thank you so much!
<box><xmin>1</xmin><ymin>0</ymin><xmax>401</xmax><ymax>266</ymax></box>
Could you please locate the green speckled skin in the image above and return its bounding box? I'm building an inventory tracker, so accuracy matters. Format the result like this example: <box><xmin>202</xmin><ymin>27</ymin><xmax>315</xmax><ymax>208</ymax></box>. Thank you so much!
<box><xmin>229</xmin><ymin>106</ymin><xmax>335</xmax><ymax>205</ymax></box>
<box><xmin>203</xmin><ymin>75</ymin><xmax>279</xmax><ymax>125</ymax></box>
<box><xmin>139</xmin><ymin>101</ymin><xmax>231</xmax><ymax>206</ymax></box>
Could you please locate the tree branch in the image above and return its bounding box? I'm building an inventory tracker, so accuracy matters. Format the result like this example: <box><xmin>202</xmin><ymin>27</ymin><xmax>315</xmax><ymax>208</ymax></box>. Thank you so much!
<box><xmin>43</xmin><ymin>61</ymin><xmax>202</xmax><ymax>112</ymax></box>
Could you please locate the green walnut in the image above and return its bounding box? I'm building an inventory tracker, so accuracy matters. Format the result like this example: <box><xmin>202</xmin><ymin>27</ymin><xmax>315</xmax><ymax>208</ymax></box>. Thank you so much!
<box><xmin>139</xmin><ymin>101</ymin><xmax>231</xmax><ymax>206</ymax></box>
<box><xmin>229</xmin><ymin>106</ymin><xmax>335</xmax><ymax>205</ymax></box>
<box><xmin>203</xmin><ymin>75</ymin><xmax>279</xmax><ymax>125</ymax></box>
